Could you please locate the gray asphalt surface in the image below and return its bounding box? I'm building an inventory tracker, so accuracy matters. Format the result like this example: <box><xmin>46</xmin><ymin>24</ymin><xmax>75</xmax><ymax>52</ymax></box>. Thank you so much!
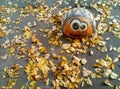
<box><xmin>0</xmin><ymin>0</ymin><xmax>120</xmax><ymax>89</ymax></box>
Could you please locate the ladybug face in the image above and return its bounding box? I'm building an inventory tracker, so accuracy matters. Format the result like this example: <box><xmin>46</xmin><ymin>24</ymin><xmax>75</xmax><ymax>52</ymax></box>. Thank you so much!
<box><xmin>63</xmin><ymin>16</ymin><xmax>93</xmax><ymax>39</ymax></box>
<box><xmin>62</xmin><ymin>8</ymin><xmax>96</xmax><ymax>39</ymax></box>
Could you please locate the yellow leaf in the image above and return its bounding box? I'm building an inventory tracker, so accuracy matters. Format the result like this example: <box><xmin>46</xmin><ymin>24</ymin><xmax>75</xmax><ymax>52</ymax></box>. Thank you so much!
<box><xmin>61</xmin><ymin>60</ymin><xmax>67</xmax><ymax>67</ymax></box>
<box><xmin>20</xmin><ymin>85</ymin><xmax>25</xmax><ymax>89</ymax></box>
<box><xmin>36</xmin><ymin>87</ymin><xmax>41</xmax><ymax>89</ymax></box>
<box><xmin>37</xmin><ymin>58</ymin><xmax>50</xmax><ymax>74</ymax></box>
<box><xmin>23</xmin><ymin>26</ymin><xmax>32</xmax><ymax>39</ymax></box>
<box><xmin>30</xmin><ymin>81</ymin><xmax>36</xmax><ymax>89</ymax></box>
<box><xmin>72</xmin><ymin>39</ymin><xmax>81</xmax><ymax>48</ymax></box>
<box><xmin>0</xmin><ymin>29</ymin><xmax>5</xmax><ymax>37</ymax></box>
<box><xmin>40</xmin><ymin>46</ymin><xmax>48</xmax><ymax>53</ymax></box>
<box><xmin>61</xmin><ymin>56</ymin><xmax>67</xmax><ymax>61</ymax></box>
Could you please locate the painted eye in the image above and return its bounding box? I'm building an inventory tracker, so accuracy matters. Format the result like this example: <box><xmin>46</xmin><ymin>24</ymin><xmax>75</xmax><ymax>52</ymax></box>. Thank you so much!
<box><xmin>71</xmin><ymin>19</ymin><xmax>81</xmax><ymax>30</ymax></box>
<box><xmin>80</xmin><ymin>23</ymin><xmax>87</xmax><ymax>30</ymax></box>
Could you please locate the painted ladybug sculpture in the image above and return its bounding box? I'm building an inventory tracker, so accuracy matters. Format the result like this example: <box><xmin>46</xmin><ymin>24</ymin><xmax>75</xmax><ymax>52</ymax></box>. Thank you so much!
<box><xmin>61</xmin><ymin>8</ymin><xmax>96</xmax><ymax>39</ymax></box>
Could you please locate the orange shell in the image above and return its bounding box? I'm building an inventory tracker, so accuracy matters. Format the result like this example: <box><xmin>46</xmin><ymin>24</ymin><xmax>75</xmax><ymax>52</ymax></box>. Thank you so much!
<box><xmin>61</xmin><ymin>8</ymin><xmax>96</xmax><ymax>39</ymax></box>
